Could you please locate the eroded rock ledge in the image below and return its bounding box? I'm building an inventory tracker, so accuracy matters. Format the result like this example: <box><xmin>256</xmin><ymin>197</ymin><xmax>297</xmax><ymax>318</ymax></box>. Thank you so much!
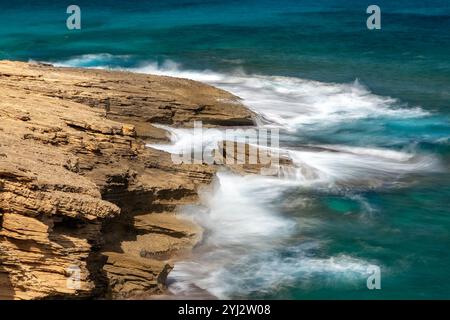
<box><xmin>0</xmin><ymin>60</ymin><xmax>254</xmax><ymax>300</ymax></box>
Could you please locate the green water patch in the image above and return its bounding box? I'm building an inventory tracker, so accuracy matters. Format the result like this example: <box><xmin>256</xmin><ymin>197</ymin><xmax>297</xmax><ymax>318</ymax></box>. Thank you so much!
<box><xmin>324</xmin><ymin>196</ymin><xmax>362</xmax><ymax>215</ymax></box>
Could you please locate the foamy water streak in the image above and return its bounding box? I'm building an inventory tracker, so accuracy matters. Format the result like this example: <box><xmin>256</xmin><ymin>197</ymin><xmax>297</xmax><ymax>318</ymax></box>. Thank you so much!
<box><xmin>150</xmin><ymin>124</ymin><xmax>439</xmax><ymax>188</ymax></box>
<box><xmin>56</xmin><ymin>54</ymin><xmax>439</xmax><ymax>298</ymax></box>
<box><xmin>286</xmin><ymin>145</ymin><xmax>439</xmax><ymax>188</ymax></box>
<box><xmin>56</xmin><ymin>56</ymin><xmax>428</xmax><ymax>132</ymax></box>
<box><xmin>167</xmin><ymin>173</ymin><xmax>372</xmax><ymax>298</ymax></box>
<box><xmin>130</xmin><ymin>61</ymin><xmax>428</xmax><ymax>131</ymax></box>
<box><xmin>148</xmin><ymin>125</ymin><xmax>437</xmax><ymax>298</ymax></box>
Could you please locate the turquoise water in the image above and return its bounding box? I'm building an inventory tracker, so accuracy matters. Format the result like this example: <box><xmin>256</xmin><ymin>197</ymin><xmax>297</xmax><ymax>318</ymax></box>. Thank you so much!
<box><xmin>1</xmin><ymin>0</ymin><xmax>449</xmax><ymax>299</ymax></box>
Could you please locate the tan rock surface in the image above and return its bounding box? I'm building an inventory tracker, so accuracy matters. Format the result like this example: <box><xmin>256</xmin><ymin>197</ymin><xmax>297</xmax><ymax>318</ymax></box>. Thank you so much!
<box><xmin>215</xmin><ymin>140</ymin><xmax>295</xmax><ymax>175</ymax></box>
<box><xmin>0</xmin><ymin>60</ymin><xmax>254</xmax><ymax>300</ymax></box>
<box><xmin>0</xmin><ymin>60</ymin><xmax>254</xmax><ymax>141</ymax></box>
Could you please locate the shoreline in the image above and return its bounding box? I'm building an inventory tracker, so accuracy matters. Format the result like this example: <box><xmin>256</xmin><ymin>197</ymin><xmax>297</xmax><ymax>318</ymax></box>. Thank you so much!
<box><xmin>0</xmin><ymin>60</ymin><xmax>255</xmax><ymax>299</ymax></box>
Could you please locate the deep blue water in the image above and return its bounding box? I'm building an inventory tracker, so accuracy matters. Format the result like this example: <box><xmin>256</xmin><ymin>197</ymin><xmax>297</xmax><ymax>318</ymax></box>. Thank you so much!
<box><xmin>1</xmin><ymin>0</ymin><xmax>449</xmax><ymax>299</ymax></box>
<box><xmin>2</xmin><ymin>0</ymin><xmax>450</xmax><ymax>110</ymax></box>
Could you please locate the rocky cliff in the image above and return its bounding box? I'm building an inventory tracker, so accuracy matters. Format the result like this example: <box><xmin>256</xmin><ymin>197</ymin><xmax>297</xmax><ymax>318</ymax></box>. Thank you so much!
<box><xmin>0</xmin><ymin>61</ymin><xmax>254</xmax><ymax>299</ymax></box>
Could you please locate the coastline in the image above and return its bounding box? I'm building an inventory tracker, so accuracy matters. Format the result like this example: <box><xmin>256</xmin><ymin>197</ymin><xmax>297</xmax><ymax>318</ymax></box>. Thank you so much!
<box><xmin>0</xmin><ymin>60</ymin><xmax>255</xmax><ymax>299</ymax></box>
<box><xmin>1</xmin><ymin>0</ymin><xmax>449</xmax><ymax>302</ymax></box>
<box><xmin>2</xmin><ymin>57</ymin><xmax>447</xmax><ymax>299</ymax></box>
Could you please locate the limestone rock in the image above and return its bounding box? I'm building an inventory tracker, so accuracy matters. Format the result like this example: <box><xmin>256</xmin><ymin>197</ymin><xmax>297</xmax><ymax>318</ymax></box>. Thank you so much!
<box><xmin>0</xmin><ymin>61</ymin><xmax>254</xmax><ymax>300</ymax></box>
<box><xmin>215</xmin><ymin>140</ymin><xmax>295</xmax><ymax>176</ymax></box>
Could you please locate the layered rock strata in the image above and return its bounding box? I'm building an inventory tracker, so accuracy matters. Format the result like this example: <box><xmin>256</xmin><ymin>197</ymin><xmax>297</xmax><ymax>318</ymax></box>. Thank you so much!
<box><xmin>0</xmin><ymin>61</ymin><xmax>254</xmax><ymax>299</ymax></box>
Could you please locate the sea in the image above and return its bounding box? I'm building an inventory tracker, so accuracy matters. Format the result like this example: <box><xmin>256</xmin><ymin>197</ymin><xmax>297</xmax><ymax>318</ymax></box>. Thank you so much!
<box><xmin>1</xmin><ymin>0</ymin><xmax>449</xmax><ymax>299</ymax></box>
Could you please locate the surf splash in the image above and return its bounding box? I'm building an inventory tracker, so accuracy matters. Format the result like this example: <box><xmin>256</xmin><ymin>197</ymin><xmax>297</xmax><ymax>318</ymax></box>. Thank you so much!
<box><xmin>56</xmin><ymin>55</ymin><xmax>429</xmax><ymax>129</ymax></box>
<box><xmin>55</xmin><ymin>54</ymin><xmax>444</xmax><ymax>299</ymax></box>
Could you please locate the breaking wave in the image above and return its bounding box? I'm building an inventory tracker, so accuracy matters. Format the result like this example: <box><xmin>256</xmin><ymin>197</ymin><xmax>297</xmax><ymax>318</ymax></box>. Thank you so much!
<box><xmin>55</xmin><ymin>54</ymin><xmax>441</xmax><ymax>298</ymax></box>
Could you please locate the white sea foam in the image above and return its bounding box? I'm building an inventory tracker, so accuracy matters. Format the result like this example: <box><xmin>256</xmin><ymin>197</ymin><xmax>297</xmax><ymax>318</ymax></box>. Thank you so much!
<box><xmin>168</xmin><ymin>173</ymin><xmax>374</xmax><ymax>298</ymax></box>
<box><xmin>286</xmin><ymin>145</ymin><xmax>439</xmax><ymax>187</ymax></box>
<box><xmin>132</xmin><ymin>61</ymin><xmax>429</xmax><ymax>132</ymax></box>
<box><xmin>149</xmin><ymin>124</ymin><xmax>227</xmax><ymax>155</ymax></box>
<box><xmin>149</xmin><ymin>123</ymin><xmax>439</xmax><ymax>188</ymax></box>
<box><xmin>52</xmin><ymin>53</ymin><xmax>132</xmax><ymax>68</ymax></box>
<box><xmin>170</xmin><ymin>254</ymin><xmax>375</xmax><ymax>298</ymax></box>
<box><xmin>168</xmin><ymin>172</ymin><xmax>296</xmax><ymax>298</ymax></box>
<box><xmin>56</xmin><ymin>54</ymin><xmax>429</xmax><ymax>132</ymax></box>
<box><xmin>55</xmin><ymin>54</ymin><xmax>437</xmax><ymax>298</ymax></box>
